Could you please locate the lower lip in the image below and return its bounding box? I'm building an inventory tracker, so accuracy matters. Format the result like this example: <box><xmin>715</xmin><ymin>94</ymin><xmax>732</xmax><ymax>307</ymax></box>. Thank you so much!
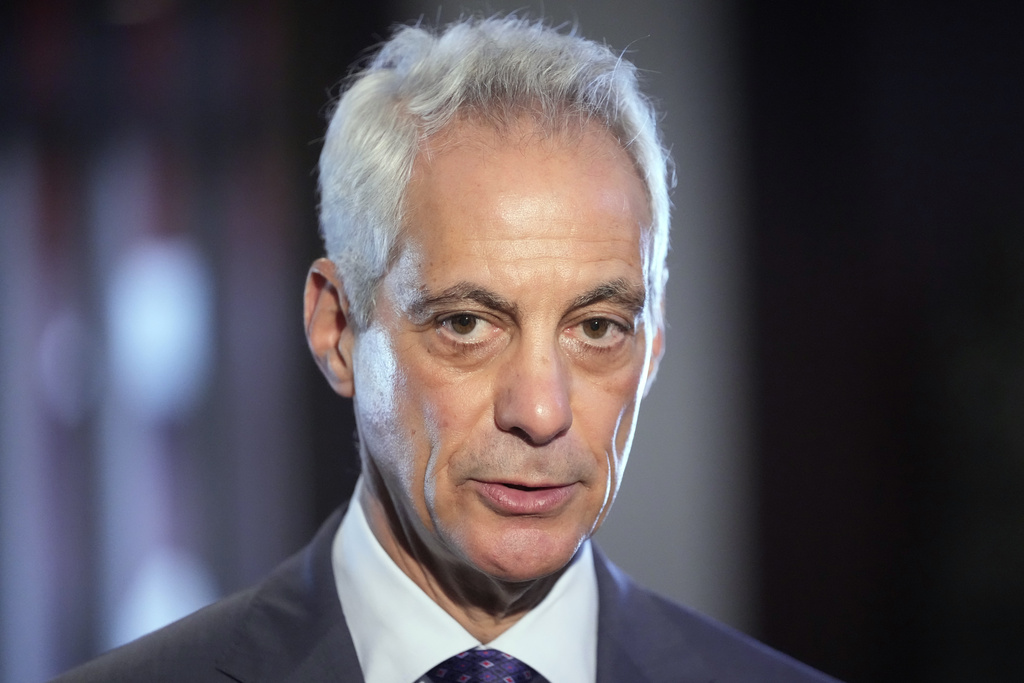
<box><xmin>474</xmin><ymin>481</ymin><xmax>577</xmax><ymax>515</ymax></box>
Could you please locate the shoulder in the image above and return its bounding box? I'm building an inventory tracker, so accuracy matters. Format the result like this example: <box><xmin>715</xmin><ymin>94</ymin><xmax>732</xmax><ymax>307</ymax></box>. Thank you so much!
<box><xmin>593</xmin><ymin>547</ymin><xmax>842</xmax><ymax>683</ymax></box>
<box><xmin>49</xmin><ymin>507</ymin><xmax>355</xmax><ymax>683</ymax></box>
<box><xmin>47</xmin><ymin>586</ymin><xmax>258</xmax><ymax>682</ymax></box>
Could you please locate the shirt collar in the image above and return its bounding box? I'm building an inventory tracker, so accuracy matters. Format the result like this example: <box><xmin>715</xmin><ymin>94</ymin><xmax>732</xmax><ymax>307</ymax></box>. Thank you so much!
<box><xmin>332</xmin><ymin>478</ymin><xmax>598</xmax><ymax>683</ymax></box>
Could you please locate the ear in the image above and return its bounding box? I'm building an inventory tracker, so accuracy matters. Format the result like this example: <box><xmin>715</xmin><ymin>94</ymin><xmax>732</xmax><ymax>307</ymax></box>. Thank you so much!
<box><xmin>304</xmin><ymin>258</ymin><xmax>356</xmax><ymax>398</ymax></box>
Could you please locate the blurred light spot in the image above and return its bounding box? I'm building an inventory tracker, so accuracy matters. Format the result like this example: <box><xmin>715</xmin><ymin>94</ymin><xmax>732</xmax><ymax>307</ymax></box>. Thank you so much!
<box><xmin>109</xmin><ymin>546</ymin><xmax>218</xmax><ymax>648</ymax></box>
<box><xmin>107</xmin><ymin>238</ymin><xmax>213</xmax><ymax>422</ymax></box>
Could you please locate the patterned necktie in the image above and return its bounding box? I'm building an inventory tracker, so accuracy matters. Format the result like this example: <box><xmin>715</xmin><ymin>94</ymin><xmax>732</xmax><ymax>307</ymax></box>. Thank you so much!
<box><xmin>421</xmin><ymin>648</ymin><xmax>548</xmax><ymax>683</ymax></box>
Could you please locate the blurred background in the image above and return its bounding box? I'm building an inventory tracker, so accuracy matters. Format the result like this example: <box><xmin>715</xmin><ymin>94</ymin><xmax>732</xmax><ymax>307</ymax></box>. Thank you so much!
<box><xmin>2</xmin><ymin>1</ymin><xmax>1022</xmax><ymax>681</ymax></box>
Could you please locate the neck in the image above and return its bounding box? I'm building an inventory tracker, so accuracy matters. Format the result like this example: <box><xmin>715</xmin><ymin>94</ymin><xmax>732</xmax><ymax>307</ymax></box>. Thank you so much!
<box><xmin>357</xmin><ymin>472</ymin><xmax>566</xmax><ymax>643</ymax></box>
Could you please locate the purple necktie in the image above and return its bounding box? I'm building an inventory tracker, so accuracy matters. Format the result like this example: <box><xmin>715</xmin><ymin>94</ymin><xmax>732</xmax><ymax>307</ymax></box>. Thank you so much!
<box><xmin>422</xmin><ymin>648</ymin><xmax>548</xmax><ymax>683</ymax></box>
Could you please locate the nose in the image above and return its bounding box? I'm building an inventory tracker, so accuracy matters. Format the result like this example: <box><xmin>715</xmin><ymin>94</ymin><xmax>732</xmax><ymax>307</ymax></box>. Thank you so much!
<box><xmin>494</xmin><ymin>339</ymin><xmax>573</xmax><ymax>445</ymax></box>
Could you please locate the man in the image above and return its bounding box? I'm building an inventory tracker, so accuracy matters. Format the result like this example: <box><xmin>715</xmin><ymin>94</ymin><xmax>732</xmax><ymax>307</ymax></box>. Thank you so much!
<box><xmin>53</xmin><ymin>16</ymin><xmax>839</xmax><ymax>683</ymax></box>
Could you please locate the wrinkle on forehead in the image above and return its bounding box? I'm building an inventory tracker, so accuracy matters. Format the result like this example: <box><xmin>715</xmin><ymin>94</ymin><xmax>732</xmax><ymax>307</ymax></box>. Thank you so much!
<box><xmin>493</xmin><ymin>192</ymin><xmax>645</xmax><ymax>242</ymax></box>
<box><xmin>407</xmin><ymin>122</ymin><xmax>650</xmax><ymax>234</ymax></box>
<box><xmin>459</xmin><ymin>234</ymin><xmax>643</xmax><ymax>268</ymax></box>
<box><xmin>413</xmin><ymin>115</ymin><xmax>645</xmax><ymax>198</ymax></box>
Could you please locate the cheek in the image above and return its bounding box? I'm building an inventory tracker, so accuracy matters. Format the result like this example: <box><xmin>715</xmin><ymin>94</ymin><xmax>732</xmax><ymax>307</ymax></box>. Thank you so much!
<box><xmin>419</xmin><ymin>375</ymin><xmax>493</xmax><ymax>489</ymax></box>
<box><xmin>353</xmin><ymin>327</ymin><xmax>398</xmax><ymax>417</ymax></box>
<box><xmin>582</xmin><ymin>370</ymin><xmax>646</xmax><ymax>531</ymax></box>
<box><xmin>358</xmin><ymin>335</ymin><xmax>491</xmax><ymax>500</ymax></box>
<box><xmin>608</xmin><ymin>334</ymin><xmax>656</xmax><ymax>452</ymax></box>
<box><xmin>420</xmin><ymin>374</ymin><xmax>490</xmax><ymax>443</ymax></box>
<box><xmin>353</xmin><ymin>327</ymin><xmax>416</xmax><ymax>485</ymax></box>
<box><xmin>589</xmin><ymin>366</ymin><xmax>646</xmax><ymax>472</ymax></box>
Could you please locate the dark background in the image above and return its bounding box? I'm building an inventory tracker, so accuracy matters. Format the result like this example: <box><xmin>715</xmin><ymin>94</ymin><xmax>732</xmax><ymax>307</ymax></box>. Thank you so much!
<box><xmin>746</xmin><ymin>4</ymin><xmax>1024</xmax><ymax>680</ymax></box>
<box><xmin>2</xmin><ymin>2</ymin><xmax>1022</xmax><ymax>681</ymax></box>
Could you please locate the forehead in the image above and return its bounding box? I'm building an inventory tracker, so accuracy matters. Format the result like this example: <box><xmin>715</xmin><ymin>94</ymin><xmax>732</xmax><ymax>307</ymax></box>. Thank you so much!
<box><xmin>410</xmin><ymin>114</ymin><xmax>644</xmax><ymax>203</ymax></box>
<box><xmin>394</xmin><ymin>118</ymin><xmax>651</xmax><ymax>286</ymax></box>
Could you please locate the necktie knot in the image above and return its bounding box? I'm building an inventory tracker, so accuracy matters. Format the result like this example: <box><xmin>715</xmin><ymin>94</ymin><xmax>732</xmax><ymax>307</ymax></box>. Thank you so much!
<box><xmin>422</xmin><ymin>648</ymin><xmax>547</xmax><ymax>683</ymax></box>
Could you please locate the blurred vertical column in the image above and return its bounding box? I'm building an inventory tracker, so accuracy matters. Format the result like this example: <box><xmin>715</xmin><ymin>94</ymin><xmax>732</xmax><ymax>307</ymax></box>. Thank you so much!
<box><xmin>213</xmin><ymin>5</ymin><xmax>307</xmax><ymax>588</ymax></box>
<box><xmin>0</xmin><ymin>143</ymin><xmax>58</xmax><ymax>683</ymax></box>
<box><xmin>90</xmin><ymin>138</ymin><xmax>219</xmax><ymax>650</ymax></box>
<box><xmin>1</xmin><ymin>5</ymin><xmax>99</xmax><ymax>680</ymax></box>
<box><xmin>0</xmin><ymin>1</ymin><xmax>304</xmax><ymax>680</ymax></box>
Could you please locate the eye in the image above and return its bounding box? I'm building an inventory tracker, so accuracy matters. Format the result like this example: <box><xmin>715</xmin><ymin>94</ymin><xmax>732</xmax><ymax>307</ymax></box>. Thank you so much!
<box><xmin>434</xmin><ymin>312</ymin><xmax>504</xmax><ymax>357</ymax></box>
<box><xmin>448</xmin><ymin>313</ymin><xmax>477</xmax><ymax>335</ymax></box>
<box><xmin>582</xmin><ymin>319</ymin><xmax>611</xmax><ymax>339</ymax></box>
<box><xmin>566</xmin><ymin>316</ymin><xmax>631</xmax><ymax>352</ymax></box>
<box><xmin>437</xmin><ymin>313</ymin><xmax>497</xmax><ymax>344</ymax></box>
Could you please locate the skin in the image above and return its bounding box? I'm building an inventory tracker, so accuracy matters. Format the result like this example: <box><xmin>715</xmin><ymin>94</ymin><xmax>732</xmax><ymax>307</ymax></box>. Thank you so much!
<box><xmin>304</xmin><ymin>118</ymin><xmax>664</xmax><ymax>642</ymax></box>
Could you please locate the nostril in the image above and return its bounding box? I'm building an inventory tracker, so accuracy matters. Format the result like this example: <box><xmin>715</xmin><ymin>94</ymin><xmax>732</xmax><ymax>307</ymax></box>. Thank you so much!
<box><xmin>501</xmin><ymin>420</ymin><xmax>570</xmax><ymax>447</ymax></box>
<box><xmin>507</xmin><ymin>426</ymin><xmax>536</xmax><ymax>444</ymax></box>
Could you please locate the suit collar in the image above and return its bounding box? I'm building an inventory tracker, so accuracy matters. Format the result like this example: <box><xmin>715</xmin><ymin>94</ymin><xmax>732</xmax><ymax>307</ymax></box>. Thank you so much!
<box><xmin>215</xmin><ymin>503</ymin><xmax>365</xmax><ymax>683</ymax></box>
<box><xmin>593</xmin><ymin>546</ymin><xmax>713</xmax><ymax>683</ymax></box>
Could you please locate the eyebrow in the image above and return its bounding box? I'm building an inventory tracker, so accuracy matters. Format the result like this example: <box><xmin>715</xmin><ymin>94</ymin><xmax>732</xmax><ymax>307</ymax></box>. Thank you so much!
<box><xmin>569</xmin><ymin>278</ymin><xmax>648</xmax><ymax>318</ymax></box>
<box><xmin>406</xmin><ymin>278</ymin><xmax>647</xmax><ymax>322</ymax></box>
<box><xmin>406</xmin><ymin>282</ymin><xmax>520</xmax><ymax>321</ymax></box>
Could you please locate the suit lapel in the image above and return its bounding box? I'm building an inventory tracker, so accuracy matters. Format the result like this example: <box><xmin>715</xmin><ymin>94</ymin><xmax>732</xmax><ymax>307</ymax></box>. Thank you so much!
<box><xmin>593</xmin><ymin>546</ymin><xmax>712</xmax><ymax>683</ymax></box>
<box><xmin>215</xmin><ymin>504</ymin><xmax>365</xmax><ymax>682</ymax></box>
<box><xmin>594</xmin><ymin>547</ymin><xmax>653</xmax><ymax>683</ymax></box>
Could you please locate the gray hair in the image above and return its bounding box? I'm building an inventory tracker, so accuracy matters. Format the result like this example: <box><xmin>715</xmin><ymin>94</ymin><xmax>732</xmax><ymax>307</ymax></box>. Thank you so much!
<box><xmin>318</xmin><ymin>15</ymin><xmax>671</xmax><ymax>329</ymax></box>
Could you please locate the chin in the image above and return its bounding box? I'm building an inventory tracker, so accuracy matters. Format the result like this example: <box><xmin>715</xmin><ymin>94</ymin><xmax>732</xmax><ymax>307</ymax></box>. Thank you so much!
<box><xmin>463</xmin><ymin>525</ymin><xmax>586</xmax><ymax>584</ymax></box>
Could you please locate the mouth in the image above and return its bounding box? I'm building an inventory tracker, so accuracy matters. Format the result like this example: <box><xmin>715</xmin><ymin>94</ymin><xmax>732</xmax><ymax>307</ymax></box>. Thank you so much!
<box><xmin>473</xmin><ymin>480</ymin><xmax>577</xmax><ymax>515</ymax></box>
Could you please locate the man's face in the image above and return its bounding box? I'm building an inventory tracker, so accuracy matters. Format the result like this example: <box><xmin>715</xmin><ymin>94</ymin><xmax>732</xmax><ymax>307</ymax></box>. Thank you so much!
<box><xmin>351</xmin><ymin>120</ymin><xmax>663</xmax><ymax>583</ymax></box>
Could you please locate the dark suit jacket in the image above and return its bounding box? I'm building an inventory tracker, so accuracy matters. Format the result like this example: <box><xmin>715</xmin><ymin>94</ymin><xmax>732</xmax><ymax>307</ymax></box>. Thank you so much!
<box><xmin>51</xmin><ymin>505</ymin><xmax>840</xmax><ymax>682</ymax></box>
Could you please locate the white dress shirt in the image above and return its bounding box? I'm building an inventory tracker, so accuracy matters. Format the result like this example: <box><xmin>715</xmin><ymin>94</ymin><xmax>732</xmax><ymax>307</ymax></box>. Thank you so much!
<box><xmin>332</xmin><ymin>478</ymin><xmax>598</xmax><ymax>683</ymax></box>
